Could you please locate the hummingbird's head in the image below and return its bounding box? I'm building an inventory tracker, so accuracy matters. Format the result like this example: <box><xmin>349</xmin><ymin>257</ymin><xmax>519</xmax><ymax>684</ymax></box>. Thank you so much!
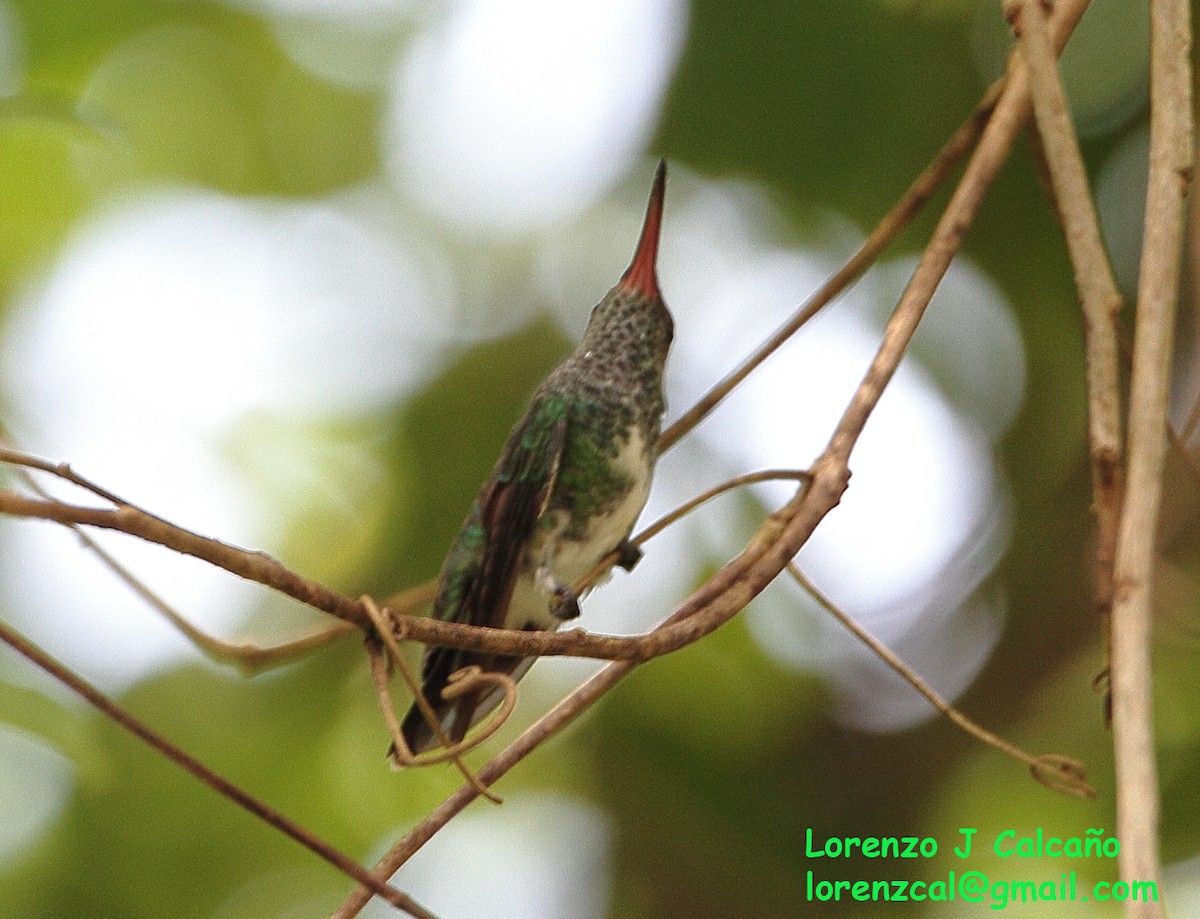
<box><xmin>602</xmin><ymin>159</ymin><xmax>674</xmax><ymax>362</ymax></box>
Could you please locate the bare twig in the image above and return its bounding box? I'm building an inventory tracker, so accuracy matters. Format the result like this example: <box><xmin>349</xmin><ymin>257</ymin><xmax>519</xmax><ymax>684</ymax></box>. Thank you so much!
<box><xmin>788</xmin><ymin>564</ymin><xmax>1093</xmax><ymax>797</ymax></box>
<box><xmin>0</xmin><ymin>477</ymin><xmax>848</xmax><ymax>664</ymax></box>
<box><xmin>0</xmin><ymin>454</ymin><xmax>806</xmax><ymax>664</ymax></box>
<box><xmin>1007</xmin><ymin>0</ymin><xmax>1125</xmax><ymax>635</ymax></box>
<box><xmin>0</xmin><ymin>620</ymin><xmax>437</xmax><ymax>919</ymax></box>
<box><xmin>0</xmin><ymin>448</ymin><xmax>779</xmax><ymax>661</ymax></box>
<box><xmin>0</xmin><ymin>484</ymin><xmax>763</xmax><ymax>660</ymax></box>
<box><xmin>631</xmin><ymin>469</ymin><xmax>810</xmax><ymax>546</ymax></box>
<box><xmin>88</xmin><ymin>538</ymin><xmax>357</xmax><ymax>671</ymax></box>
<box><xmin>330</xmin><ymin>649</ymin><xmax>643</xmax><ymax>919</ymax></box>
<box><xmin>1110</xmin><ymin>0</ymin><xmax>1193</xmax><ymax>913</ymax></box>
<box><xmin>0</xmin><ymin>441</ymin><xmax>360</xmax><ymax>670</ymax></box>
<box><xmin>0</xmin><ymin>446</ymin><xmax>131</xmax><ymax>506</ymax></box>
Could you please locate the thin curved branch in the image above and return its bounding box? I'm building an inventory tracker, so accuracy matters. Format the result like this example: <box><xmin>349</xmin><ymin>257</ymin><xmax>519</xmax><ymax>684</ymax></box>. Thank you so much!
<box><xmin>0</xmin><ymin>465</ymin><xmax>820</xmax><ymax>664</ymax></box>
<box><xmin>789</xmin><ymin>564</ymin><xmax>1093</xmax><ymax>798</ymax></box>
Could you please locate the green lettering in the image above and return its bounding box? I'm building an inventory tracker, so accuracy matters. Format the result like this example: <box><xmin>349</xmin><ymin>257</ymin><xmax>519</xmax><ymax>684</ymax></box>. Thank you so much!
<box><xmin>994</xmin><ymin>830</ymin><xmax>1015</xmax><ymax>856</ymax></box>
<box><xmin>1131</xmin><ymin>880</ymin><xmax>1159</xmax><ymax>902</ymax></box>
<box><xmin>955</xmin><ymin>827</ymin><xmax>977</xmax><ymax>858</ymax></box>
<box><xmin>990</xmin><ymin>880</ymin><xmax>1008</xmax><ymax>911</ymax></box>
<box><xmin>1010</xmin><ymin>881</ymin><xmax>1036</xmax><ymax>903</ymax></box>
<box><xmin>805</xmin><ymin>828</ymin><xmax>823</xmax><ymax>857</ymax></box>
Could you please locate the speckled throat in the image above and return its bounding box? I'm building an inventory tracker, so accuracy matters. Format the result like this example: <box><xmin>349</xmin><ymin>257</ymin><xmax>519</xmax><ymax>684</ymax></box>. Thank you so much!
<box><xmin>537</xmin><ymin>284</ymin><xmax>671</xmax><ymax>541</ymax></box>
<box><xmin>551</xmin><ymin>285</ymin><xmax>672</xmax><ymax>447</ymax></box>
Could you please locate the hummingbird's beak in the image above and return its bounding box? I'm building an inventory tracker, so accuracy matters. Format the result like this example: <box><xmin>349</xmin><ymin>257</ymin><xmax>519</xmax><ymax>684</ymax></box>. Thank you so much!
<box><xmin>619</xmin><ymin>160</ymin><xmax>666</xmax><ymax>300</ymax></box>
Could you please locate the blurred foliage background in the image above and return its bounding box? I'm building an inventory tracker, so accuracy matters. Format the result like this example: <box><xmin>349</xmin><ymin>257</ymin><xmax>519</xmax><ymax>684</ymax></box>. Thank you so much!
<box><xmin>1</xmin><ymin>0</ymin><xmax>1198</xmax><ymax>917</ymax></box>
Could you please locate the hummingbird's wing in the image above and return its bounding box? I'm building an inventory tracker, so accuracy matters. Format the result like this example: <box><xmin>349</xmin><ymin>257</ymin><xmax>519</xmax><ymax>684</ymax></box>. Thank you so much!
<box><xmin>465</xmin><ymin>392</ymin><xmax>568</xmax><ymax>629</ymax></box>
<box><xmin>440</xmin><ymin>391</ymin><xmax>568</xmax><ymax>630</ymax></box>
<box><xmin>401</xmin><ymin>392</ymin><xmax>569</xmax><ymax>752</ymax></box>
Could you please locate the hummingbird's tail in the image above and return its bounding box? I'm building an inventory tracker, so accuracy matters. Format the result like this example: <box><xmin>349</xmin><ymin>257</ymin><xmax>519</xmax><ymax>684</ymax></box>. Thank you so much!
<box><xmin>399</xmin><ymin>651</ymin><xmax>534</xmax><ymax>755</ymax></box>
<box><xmin>398</xmin><ymin>695</ymin><xmax>449</xmax><ymax>756</ymax></box>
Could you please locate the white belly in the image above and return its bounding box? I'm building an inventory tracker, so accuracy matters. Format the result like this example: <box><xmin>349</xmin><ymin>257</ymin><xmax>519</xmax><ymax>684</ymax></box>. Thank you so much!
<box><xmin>508</xmin><ymin>427</ymin><xmax>653</xmax><ymax>631</ymax></box>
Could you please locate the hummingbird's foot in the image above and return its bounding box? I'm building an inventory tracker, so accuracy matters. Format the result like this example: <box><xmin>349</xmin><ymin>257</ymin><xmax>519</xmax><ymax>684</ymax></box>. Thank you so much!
<box><xmin>550</xmin><ymin>584</ymin><xmax>581</xmax><ymax>621</ymax></box>
<box><xmin>615</xmin><ymin>539</ymin><xmax>643</xmax><ymax>572</ymax></box>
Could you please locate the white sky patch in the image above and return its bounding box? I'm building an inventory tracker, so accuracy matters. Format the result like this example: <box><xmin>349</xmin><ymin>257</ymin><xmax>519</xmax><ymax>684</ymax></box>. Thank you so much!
<box><xmin>369</xmin><ymin>792</ymin><xmax>611</xmax><ymax>919</ymax></box>
<box><xmin>1</xmin><ymin>188</ymin><xmax>451</xmax><ymax>690</ymax></box>
<box><xmin>0</xmin><ymin>727</ymin><xmax>74</xmax><ymax>869</ymax></box>
<box><xmin>384</xmin><ymin>0</ymin><xmax>686</xmax><ymax>232</ymax></box>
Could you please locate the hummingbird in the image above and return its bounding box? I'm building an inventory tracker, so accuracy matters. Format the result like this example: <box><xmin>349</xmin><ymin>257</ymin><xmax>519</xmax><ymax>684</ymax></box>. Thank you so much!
<box><xmin>400</xmin><ymin>161</ymin><xmax>673</xmax><ymax>754</ymax></box>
